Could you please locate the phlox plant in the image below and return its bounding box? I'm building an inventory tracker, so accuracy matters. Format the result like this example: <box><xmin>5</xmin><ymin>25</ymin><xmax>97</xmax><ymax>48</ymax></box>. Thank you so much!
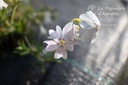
<box><xmin>0</xmin><ymin>0</ymin><xmax>101</xmax><ymax>69</ymax></box>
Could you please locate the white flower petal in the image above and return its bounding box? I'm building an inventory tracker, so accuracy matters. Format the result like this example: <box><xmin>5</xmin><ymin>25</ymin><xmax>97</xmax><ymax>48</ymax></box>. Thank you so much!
<box><xmin>54</xmin><ymin>47</ymin><xmax>67</xmax><ymax>60</ymax></box>
<box><xmin>65</xmin><ymin>44</ymin><xmax>73</xmax><ymax>51</ymax></box>
<box><xmin>80</xmin><ymin>21</ymin><xmax>95</xmax><ymax>29</ymax></box>
<box><xmin>79</xmin><ymin>14</ymin><xmax>94</xmax><ymax>24</ymax></box>
<box><xmin>44</xmin><ymin>40</ymin><xmax>58</xmax><ymax>52</ymax></box>
<box><xmin>86</xmin><ymin>11</ymin><xmax>100</xmax><ymax>26</ymax></box>
<box><xmin>64</xmin><ymin>26</ymin><xmax>74</xmax><ymax>40</ymax></box>
<box><xmin>62</xmin><ymin>22</ymin><xmax>74</xmax><ymax>40</ymax></box>
<box><xmin>91</xmin><ymin>31</ymin><xmax>98</xmax><ymax>44</ymax></box>
<box><xmin>56</xmin><ymin>25</ymin><xmax>62</xmax><ymax>39</ymax></box>
<box><xmin>63</xmin><ymin>22</ymin><xmax>73</xmax><ymax>36</ymax></box>
<box><xmin>0</xmin><ymin>0</ymin><xmax>8</xmax><ymax>10</ymax></box>
<box><xmin>49</xmin><ymin>29</ymin><xmax>58</xmax><ymax>39</ymax></box>
<box><xmin>44</xmin><ymin>40</ymin><xmax>57</xmax><ymax>44</ymax></box>
<box><xmin>81</xmin><ymin>28</ymin><xmax>97</xmax><ymax>45</ymax></box>
<box><xmin>65</xmin><ymin>41</ymin><xmax>75</xmax><ymax>51</ymax></box>
<box><xmin>79</xmin><ymin>14</ymin><xmax>96</xmax><ymax>28</ymax></box>
<box><xmin>79</xmin><ymin>11</ymin><xmax>100</xmax><ymax>29</ymax></box>
<box><xmin>45</xmin><ymin>44</ymin><xmax>58</xmax><ymax>52</ymax></box>
<box><xmin>86</xmin><ymin>11</ymin><xmax>97</xmax><ymax>19</ymax></box>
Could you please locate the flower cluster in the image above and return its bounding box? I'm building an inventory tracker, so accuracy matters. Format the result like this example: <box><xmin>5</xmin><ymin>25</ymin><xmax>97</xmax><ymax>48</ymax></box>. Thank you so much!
<box><xmin>44</xmin><ymin>11</ymin><xmax>101</xmax><ymax>59</ymax></box>
<box><xmin>0</xmin><ymin>0</ymin><xmax>101</xmax><ymax>60</ymax></box>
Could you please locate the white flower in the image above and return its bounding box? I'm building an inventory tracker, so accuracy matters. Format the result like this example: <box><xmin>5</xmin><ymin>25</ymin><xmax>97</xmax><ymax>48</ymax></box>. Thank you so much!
<box><xmin>44</xmin><ymin>22</ymin><xmax>77</xmax><ymax>59</ymax></box>
<box><xmin>79</xmin><ymin>11</ymin><xmax>100</xmax><ymax>29</ymax></box>
<box><xmin>0</xmin><ymin>0</ymin><xmax>8</xmax><ymax>10</ymax></box>
<box><xmin>79</xmin><ymin>11</ymin><xmax>100</xmax><ymax>44</ymax></box>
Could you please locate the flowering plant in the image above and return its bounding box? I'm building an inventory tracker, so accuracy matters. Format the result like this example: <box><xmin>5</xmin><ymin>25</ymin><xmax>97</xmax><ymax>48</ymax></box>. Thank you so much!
<box><xmin>44</xmin><ymin>11</ymin><xmax>101</xmax><ymax>59</ymax></box>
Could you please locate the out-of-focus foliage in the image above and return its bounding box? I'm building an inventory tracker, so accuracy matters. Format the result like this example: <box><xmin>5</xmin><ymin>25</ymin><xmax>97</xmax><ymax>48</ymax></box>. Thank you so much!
<box><xmin>0</xmin><ymin>0</ymin><xmax>60</xmax><ymax>67</ymax></box>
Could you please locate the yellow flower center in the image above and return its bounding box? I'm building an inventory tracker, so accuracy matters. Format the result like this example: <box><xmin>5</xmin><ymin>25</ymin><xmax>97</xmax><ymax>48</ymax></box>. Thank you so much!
<box><xmin>74</xmin><ymin>25</ymin><xmax>80</xmax><ymax>32</ymax></box>
<box><xmin>59</xmin><ymin>40</ymin><xmax>65</xmax><ymax>46</ymax></box>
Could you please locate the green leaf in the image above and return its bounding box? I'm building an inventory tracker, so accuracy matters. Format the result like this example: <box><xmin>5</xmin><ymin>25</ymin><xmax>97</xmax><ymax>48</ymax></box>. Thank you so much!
<box><xmin>19</xmin><ymin>50</ymin><xmax>30</xmax><ymax>55</ymax></box>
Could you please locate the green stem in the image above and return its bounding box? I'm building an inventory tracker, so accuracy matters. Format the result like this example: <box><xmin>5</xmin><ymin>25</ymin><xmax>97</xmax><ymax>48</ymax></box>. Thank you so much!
<box><xmin>5</xmin><ymin>20</ymin><xmax>14</xmax><ymax>30</ymax></box>
<box><xmin>24</xmin><ymin>36</ymin><xmax>31</xmax><ymax>48</ymax></box>
<box><xmin>11</xmin><ymin>0</ymin><xmax>18</xmax><ymax>22</ymax></box>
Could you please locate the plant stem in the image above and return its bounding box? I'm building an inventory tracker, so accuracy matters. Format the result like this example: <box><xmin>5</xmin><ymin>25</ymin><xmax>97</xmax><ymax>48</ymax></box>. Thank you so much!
<box><xmin>25</xmin><ymin>36</ymin><xmax>31</xmax><ymax>48</ymax></box>
<box><xmin>11</xmin><ymin>0</ymin><xmax>18</xmax><ymax>22</ymax></box>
